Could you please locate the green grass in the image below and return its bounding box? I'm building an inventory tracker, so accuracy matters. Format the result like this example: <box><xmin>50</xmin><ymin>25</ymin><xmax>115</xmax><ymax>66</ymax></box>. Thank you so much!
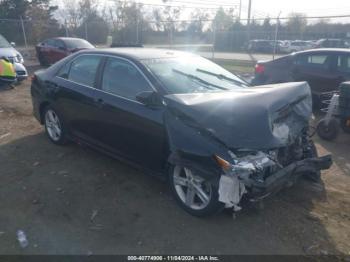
<box><xmin>212</xmin><ymin>59</ymin><xmax>255</xmax><ymax>74</ymax></box>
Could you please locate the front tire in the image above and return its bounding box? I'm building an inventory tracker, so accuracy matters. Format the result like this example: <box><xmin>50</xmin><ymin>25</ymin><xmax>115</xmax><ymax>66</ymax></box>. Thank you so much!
<box><xmin>44</xmin><ymin>106</ymin><xmax>67</xmax><ymax>145</ymax></box>
<box><xmin>38</xmin><ymin>54</ymin><xmax>48</xmax><ymax>67</ymax></box>
<box><xmin>303</xmin><ymin>141</ymin><xmax>321</xmax><ymax>182</ymax></box>
<box><xmin>168</xmin><ymin>165</ymin><xmax>224</xmax><ymax>217</ymax></box>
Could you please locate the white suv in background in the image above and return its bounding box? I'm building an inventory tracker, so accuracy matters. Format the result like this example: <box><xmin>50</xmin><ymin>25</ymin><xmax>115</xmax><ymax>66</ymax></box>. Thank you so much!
<box><xmin>280</xmin><ymin>40</ymin><xmax>315</xmax><ymax>53</ymax></box>
<box><xmin>0</xmin><ymin>34</ymin><xmax>28</xmax><ymax>81</ymax></box>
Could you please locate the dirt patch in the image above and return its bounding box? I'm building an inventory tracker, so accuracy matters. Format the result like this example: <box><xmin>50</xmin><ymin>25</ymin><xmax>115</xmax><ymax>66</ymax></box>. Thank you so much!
<box><xmin>0</xmin><ymin>74</ymin><xmax>349</xmax><ymax>255</ymax></box>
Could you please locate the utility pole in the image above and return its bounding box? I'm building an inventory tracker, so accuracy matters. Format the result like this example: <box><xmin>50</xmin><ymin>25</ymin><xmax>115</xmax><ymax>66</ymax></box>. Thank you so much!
<box><xmin>247</xmin><ymin>0</ymin><xmax>252</xmax><ymax>42</ymax></box>
<box><xmin>85</xmin><ymin>22</ymin><xmax>88</xmax><ymax>41</ymax></box>
<box><xmin>238</xmin><ymin>0</ymin><xmax>242</xmax><ymax>22</ymax></box>
<box><xmin>20</xmin><ymin>16</ymin><xmax>27</xmax><ymax>48</ymax></box>
<box><xmin>136</xmin><ymin>1</ymin><xmax>139</xmax><ymax>43</ymax></box>
<box><xmin>64</xmin><ymin>19</ymin><xmax>69</xmax><ymax>37</ymax></box>
<box><xmin>212</xmin><ymin>20</ymin><xmax>216</xmax><ymax>59</ymax></box>
<box><xmin>273</xmin><ymin>12</ymin><xmax>282</xmax><ymax>60</ymax></box>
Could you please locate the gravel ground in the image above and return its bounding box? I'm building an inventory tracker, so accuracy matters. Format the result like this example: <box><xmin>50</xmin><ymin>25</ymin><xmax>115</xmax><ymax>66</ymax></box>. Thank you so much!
<box><xmin>0</xmin><ymin>68</ymin><xmax>349</xmax><ymax>255</ymax></box>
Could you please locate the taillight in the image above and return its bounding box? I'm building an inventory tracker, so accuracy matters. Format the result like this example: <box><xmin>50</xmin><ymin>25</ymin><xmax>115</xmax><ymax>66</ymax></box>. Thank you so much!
<box><xmin>255</xmin><ymin>64</ymin><xmax>265</xmax><ymax>74</ymax></box>
<box><xmin>31</xmin><ymin>75</ymin><xmax>37</xmax><ymax>82</ymax></box>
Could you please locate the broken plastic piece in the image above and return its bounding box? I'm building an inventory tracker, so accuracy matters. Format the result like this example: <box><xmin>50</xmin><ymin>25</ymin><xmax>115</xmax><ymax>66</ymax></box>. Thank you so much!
<box><xmin>17</xmin><ymin>230</ymin><xmax>28</xmax><ymax>248</ymax></box>
<box><xmin>218</xmin><ymin>175</ymin><xmax>246</xmax><ymax>209</ymax></box>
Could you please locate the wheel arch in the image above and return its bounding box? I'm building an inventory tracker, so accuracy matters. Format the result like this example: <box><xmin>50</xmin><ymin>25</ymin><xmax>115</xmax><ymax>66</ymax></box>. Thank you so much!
<box><xmin>39</xmin><ymin>101</ymin><xmax>50</xmax><ymax>124</ymax></box>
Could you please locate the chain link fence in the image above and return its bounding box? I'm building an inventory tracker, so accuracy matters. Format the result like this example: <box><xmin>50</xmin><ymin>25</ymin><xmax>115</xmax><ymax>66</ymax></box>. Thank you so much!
<box><xmin>1</xmin><ymin>17</ymin><xmax>350</xmax><ymax>58</ymax></box>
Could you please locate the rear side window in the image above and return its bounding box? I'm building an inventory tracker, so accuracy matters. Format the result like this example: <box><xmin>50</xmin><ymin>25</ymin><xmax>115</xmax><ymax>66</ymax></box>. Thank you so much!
<box><xmin>101</xmin><ymin>57</ymin><xmax>152</xmax><ymax>100</ymax></box>
<box><xmin>295</xmin><ymin>54</ymin><xmax>329</xmax><ymax>69</ymax></box>
<box><xmin>67</xmin><ymin>55</ymin><xmax>101</xmax><ymax>87</ymax></box>
<box><xmin>337</xmin><ymin>55</ymin><xmax>350</xmax><ymax>73</ymax></box>
<box><xmin>55</xmin><ymin>40</ymin><xmax>65</xmax><ymax>49</ymax></box>
<box><xmin>57</xmin><ymin>61</ymin><xmax>71</xmax><ymax>79</ymax></box>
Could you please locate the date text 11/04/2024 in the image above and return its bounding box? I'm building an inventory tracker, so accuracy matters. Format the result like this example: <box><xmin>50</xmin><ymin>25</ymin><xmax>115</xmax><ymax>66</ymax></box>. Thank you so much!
<box><xmin>127</xmin><ymin>256</ymin><xmax>219</xmax><ymax>261</ymax></box>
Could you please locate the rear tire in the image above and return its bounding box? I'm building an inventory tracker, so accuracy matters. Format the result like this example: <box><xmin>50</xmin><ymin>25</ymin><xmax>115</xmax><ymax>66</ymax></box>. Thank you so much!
<box><xmin>341</xmin><ymin>119</ymin><xmax>350</xmax><ymax>134</ymax></box>
<box><xmin>168</xmin><ymin>165</ymin><xmax>224</xmax><ymax>217</ymax></box>
<box><xmin>43</xmin><ymin>106</ymin><xmax>68</xmax><ymax>145</ymax></box>
<box><xmin>38</xmin><ymin>54</ymin><xmax>48</xmax><ymax>67</ymax></box>
<box><xmin>317</xmin><ymin>118</ymin><xmax>339</xmax><ymax>141</ymax></box>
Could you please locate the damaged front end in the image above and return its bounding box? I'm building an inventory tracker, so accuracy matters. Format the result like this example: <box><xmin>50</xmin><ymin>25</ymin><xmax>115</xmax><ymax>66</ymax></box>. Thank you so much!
<box><xmin>215</xmin><ymin>136</ymin><xmax>332</xmax><ymax>210</ymax></box>
<box><xmin>165</xmin><ymin>82</ymin><xmax>333</xmax><ymax>212</ymax></box>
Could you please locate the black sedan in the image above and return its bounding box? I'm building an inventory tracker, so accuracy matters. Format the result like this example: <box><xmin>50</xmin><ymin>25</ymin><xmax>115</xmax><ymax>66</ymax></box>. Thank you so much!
<box><xmin>31</xmin><ymin>48</ymin><xmax>332</xmax><ymax>217</ymax></box>
<box><xmin>252</xmin><ymin>48</ymin><xmax>350</xmax><ymax>107</ymax></box>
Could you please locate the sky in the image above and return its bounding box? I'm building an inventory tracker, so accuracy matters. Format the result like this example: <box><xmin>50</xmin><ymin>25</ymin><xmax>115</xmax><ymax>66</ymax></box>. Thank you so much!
<box><xmin>138</xmin><ymin>0</ymin><xmax>350</xmax><ymax>23</ymax></box>
<box><xmin>54</xmin><ymin>0</ymin><xmax>350</xmax><ymax>24</ymax></box>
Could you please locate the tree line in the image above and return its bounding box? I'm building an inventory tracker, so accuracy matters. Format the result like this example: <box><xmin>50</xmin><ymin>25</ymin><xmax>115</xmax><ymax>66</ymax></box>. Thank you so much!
<box><xmin>0</xmin><ymin>0</ymin><xmax>349</xmax><ymax>49</ymax></box>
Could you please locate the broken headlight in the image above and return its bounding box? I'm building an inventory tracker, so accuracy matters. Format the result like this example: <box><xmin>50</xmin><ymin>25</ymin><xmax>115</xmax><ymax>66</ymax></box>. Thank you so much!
<box><xmin>215</xmin><ymin>151</ymin><xmax>277</xmax><ymax>177</ymax></box>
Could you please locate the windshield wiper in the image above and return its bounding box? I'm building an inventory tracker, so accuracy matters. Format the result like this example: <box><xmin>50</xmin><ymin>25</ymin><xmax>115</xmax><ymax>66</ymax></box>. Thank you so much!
<box><xmin>196</xmin><ymin>68</ymin><xmax>249</xmax><ymax>86</ymax></box>
<box><xmin>172</xmin><ymin>69</ymin><xmax>227</xmax><ymax>90</ymax></box>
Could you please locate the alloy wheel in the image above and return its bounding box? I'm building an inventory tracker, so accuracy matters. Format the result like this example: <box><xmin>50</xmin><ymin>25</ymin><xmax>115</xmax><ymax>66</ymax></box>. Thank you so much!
<box><xmin>45</xmin><ymin>109</ymin><xmax>62</xmax><ymax>142</ymax></box>
<box><xmin>173</xmin><ymin>165</ymin><xmax>212</xmax><ymax>210</ymax></box>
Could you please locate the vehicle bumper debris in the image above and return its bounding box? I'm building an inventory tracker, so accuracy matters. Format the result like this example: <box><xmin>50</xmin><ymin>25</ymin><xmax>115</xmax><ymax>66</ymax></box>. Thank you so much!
<box><xmin>218</xmin><ymin>152</ymin><xmax>332</xmax><ymax>208</ymax></box>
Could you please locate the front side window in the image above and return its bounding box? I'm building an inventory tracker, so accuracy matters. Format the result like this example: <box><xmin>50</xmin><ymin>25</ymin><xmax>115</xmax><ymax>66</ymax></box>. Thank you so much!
<box><xmin>142</xmin><ymin>55</ymin><xmax>248</xmax><ymax>94</ymax></box>
<box><xmin>67</xmin><ymin>55</ymin><xmax>101</xmax><ymax>87</ymax></box>
<box><xmin>101</xmin><ymin>57</ymin><xmax>152</xmax><ymax>100</ymax></box>
<box><xmin>46</xmin><ymin>39</ymin><xmax>56</xmax><ymax>47</ymax></box>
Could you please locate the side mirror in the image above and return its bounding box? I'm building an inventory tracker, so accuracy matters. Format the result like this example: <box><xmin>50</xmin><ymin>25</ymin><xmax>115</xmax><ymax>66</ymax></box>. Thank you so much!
<box><xmin>10</xmin><ymin>42</ymin><xmax>16</xmax><ymax>47</ymax></box>
<box><xmin>136</xmin><ymin>91</ymin><xmax>160</xmax><ymax>107</ymax></box>
<box><xmin>58</xmin><ymin>46</ymin><xmax>66</xmax><ymax>51</ymax></box>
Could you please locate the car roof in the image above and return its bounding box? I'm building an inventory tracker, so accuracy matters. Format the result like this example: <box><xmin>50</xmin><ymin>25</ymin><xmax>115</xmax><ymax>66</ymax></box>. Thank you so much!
<box><xmin>294</xmin><ymin>48</ymin><xmax>350</xmax><ymax>55</ymax></box>
<box><xmin>318</xmin><ymin>38</ymin><xmax>343</xmax><ymax>41</ymax></box>
<box><xmin>53</xmin><ymin>37</ymin><xmax>88</xmax><ymax>42</ymax></box>
<box><xmin>77</xmin><ymin>48</ymin><xmax>196</xmax><ymax>60</ymax></box>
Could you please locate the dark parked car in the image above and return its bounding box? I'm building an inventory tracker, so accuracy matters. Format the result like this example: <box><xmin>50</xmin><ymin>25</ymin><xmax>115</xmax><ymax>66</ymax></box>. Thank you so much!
<box><xmin>36</xmin><ymin>37</ymin><xmax>94</xmax><ymax>66</ymax></box>
<box><xmin>246</xmin><ymin>40</ymin><xmax>274</xmax><ymax>53</ymax></box>
<box><xmin>253</xmin><ymin>48</ymin><xmax>350</xmax><ymax>107</ymax></box>
<box><xmin>31</xmin><ymin>48</ymin><xmax>332</xmax><ymax>217</ymax></box>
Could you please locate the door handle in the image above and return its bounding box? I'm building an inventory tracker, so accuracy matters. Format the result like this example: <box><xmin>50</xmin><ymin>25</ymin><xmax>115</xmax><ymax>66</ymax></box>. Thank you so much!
<box><xmin>95</xmin><ymin>98</ymin><xmax>105</xmax><ymax>107</ymax></box>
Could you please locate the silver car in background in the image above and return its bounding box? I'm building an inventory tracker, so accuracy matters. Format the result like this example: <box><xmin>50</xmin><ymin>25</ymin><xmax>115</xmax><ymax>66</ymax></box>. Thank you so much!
<box><xmin>0</xmin><ymin>34</ymin><xmax>28</xmax><ymax>81</ymax></box>
<box><xmin>280</xmin><ymin>40</ymin><xmax>315</xmax><ymax>53</ymax></box>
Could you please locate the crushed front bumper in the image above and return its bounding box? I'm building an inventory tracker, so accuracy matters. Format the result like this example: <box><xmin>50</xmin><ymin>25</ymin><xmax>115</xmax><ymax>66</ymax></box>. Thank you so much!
<box><xmin>248</xmin><ymin>154</ymin><xmax>332</xmax><ymax>199</ymax></box>
<box><xmin>218</xmin><ymin>154</ymin><xmax>332</xmax><ymax>208</ymax></box>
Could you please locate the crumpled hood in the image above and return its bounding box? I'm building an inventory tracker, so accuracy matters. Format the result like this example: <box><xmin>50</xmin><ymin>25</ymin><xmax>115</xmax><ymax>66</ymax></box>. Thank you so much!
<box><xmin>0</xmin><ymin>47</ymin><xmax>19</xmax><ymax>58</ymax></box>
<box><xmin>164</xmin><ymin>82</ymin><xmax>312</xmax><ymax>150</ymax></box>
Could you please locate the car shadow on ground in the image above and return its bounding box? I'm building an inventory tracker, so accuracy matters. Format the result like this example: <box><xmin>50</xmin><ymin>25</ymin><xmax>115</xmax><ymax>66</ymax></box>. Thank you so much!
<box><xmin>314</xmin><ymin>131</ymin><xmax>350</xmax><ymax>175</ymax></box>
<box><xmin>0</xmin><ymin>131</ymin><xmax>344</xmax><ymax>255</ymax></box>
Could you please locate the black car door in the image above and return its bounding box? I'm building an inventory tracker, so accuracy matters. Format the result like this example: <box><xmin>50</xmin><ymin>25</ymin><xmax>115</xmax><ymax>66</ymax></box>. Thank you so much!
<box><xmin>53</xmin><ymin>54</ymin><xmax>103</xmax><ymax>142</ymax></box>
<box><xmin>92</xmin><ymin>56</ymin><xmax>166</xmax><ymax>172</ymax></box>
<box><xmin>293</xmin><ymin>52</ymin><xmax>337</xmax><ymax>94</ymax></box>
<box><xmin>334</xmin><ymin>53</ymin><xmax>350</xmax><ymax>87</ymax></box>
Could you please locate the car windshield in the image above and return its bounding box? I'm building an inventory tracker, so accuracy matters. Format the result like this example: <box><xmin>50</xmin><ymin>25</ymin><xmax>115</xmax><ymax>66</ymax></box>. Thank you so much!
<box><xmin>0</xmin><ymin>34</ymin><xmax>11</xmax><ymax>48</ymax></box>
<box><xmin>64</xmin><ymin>39</ymin><xmax>94</xmax><ymax>49</ymax></box>
<box><xmin>142</xmin><ymin>55</ymin><xmax>249</xmax><ymax>94</ymax></box>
